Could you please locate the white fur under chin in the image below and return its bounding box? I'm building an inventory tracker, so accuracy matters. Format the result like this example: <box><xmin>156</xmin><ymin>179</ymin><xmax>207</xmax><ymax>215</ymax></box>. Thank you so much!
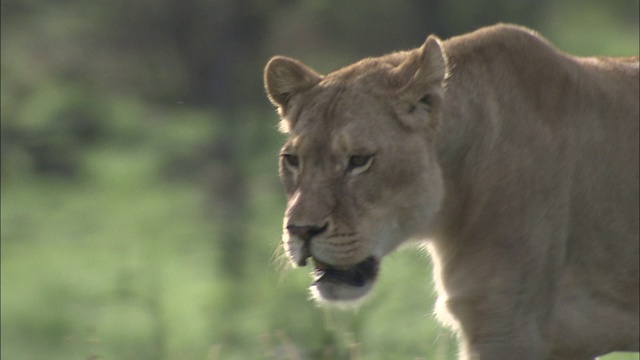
<box><xmin>309</xmin><ymin>284</ymin><xmax>372</xmax><ymax>310</ymax></box>
<box><xmin>309</xmin><ymin>279</ymin><xmax>376</xmax><ymax>309</ymax></box>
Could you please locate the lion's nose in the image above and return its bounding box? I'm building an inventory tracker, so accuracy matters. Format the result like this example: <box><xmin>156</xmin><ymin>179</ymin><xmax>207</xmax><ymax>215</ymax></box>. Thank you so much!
<box><xmin>286</xmin><ymin>222</ymin><xmax>329</xmax><ymax>242</ymax></box>
<box><xmin>286</xmin><ymin>222</ymin><xmax>329</xmax><ymax>266</ymax></box>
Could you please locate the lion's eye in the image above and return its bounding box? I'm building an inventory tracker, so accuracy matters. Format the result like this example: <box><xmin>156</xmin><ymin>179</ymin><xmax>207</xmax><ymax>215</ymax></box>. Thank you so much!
<box><xmin>347</xmin><ymin>155</ymin><xmax>373</xmax><ymax>173</ymax></box>
<box><xmin>282</xmin><ymin>154</ymin><xmax>300</xmax><ymax>169</ymax></box>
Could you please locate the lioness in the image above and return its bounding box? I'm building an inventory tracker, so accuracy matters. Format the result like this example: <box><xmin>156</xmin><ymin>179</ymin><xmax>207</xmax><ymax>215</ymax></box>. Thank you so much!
<box><xmin>263</xmin><ymin>24</ymin><xmax>639</xmax><ymax>360</ymax></box>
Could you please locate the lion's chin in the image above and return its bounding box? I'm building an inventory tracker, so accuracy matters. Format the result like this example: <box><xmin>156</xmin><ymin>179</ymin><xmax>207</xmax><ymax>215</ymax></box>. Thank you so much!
<box><xmin>310</xmin><ymin>279</ymin><xmax>376</xmax><ymax>306</ymax></box>
<box><xmin>308</xmin><ymin>256</ymin><xmax>379</xmax><ymax>305</ymax></box>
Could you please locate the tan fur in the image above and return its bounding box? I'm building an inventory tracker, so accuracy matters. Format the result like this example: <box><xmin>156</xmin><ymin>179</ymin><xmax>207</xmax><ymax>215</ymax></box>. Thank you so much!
<box><xmin>264</xmin><ymin>24</ymin><xmax>639</xmax><ymax>359</ymax></box>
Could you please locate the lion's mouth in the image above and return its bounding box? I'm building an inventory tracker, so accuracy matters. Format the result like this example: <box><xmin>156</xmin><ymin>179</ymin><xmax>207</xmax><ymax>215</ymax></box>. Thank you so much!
<box><xmin>312</xmin><ymin>257</ymin><xmax>378</xmax><ymax>287</ymax></box>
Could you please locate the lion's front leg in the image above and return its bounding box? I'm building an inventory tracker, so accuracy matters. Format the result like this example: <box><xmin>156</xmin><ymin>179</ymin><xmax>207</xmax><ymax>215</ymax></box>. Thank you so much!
<box><xmin>449</xmin><ymin>295</ymin><xmax>553</xmax><ymax>360</ymax></box>
<box><xmin>433</xmin><ymin>239</ymin><xmax>560</xmax><ymax>360</ymax></box>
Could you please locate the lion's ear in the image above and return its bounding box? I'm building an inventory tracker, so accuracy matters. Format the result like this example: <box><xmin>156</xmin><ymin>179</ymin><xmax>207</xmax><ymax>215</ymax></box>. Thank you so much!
<box><xmin>391</xmin><ymin>35</ymin><xmax>448</xmax><ymax>129</ymax></box>
<box><xmin>264</xmin><ymin>56</ymin><xmax>322</xmax><ymax>111</ymax></box>
<box><xmin>394</xmin><ymin>35</ymin><xmax>447</xmax><ymax>92</ymax></box>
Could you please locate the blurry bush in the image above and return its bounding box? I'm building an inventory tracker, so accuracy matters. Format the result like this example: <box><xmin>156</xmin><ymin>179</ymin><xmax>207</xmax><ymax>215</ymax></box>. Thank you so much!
<box><xmin>2</xmin><ymin>82</ymin><xmax>107</xmax><ymax>179</ymax></box>
<box><xmin>1</xmin><ymin>0</ymin><xmax>637</xmax><ymax>183</ymax></box>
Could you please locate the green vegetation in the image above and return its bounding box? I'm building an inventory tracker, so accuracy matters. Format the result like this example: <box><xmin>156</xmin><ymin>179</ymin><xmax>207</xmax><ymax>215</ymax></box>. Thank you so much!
<box><xmin>1</xmin><ymin>140</ymin><xmax>453</xmax><ymax>359</ymax></box>
<box><xmin>1</xmin><ymin>0</ymin><xmax>638</xmax><ymax>359</ymax></box>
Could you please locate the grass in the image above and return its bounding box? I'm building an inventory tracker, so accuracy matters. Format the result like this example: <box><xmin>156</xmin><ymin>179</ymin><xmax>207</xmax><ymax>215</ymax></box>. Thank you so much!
<box><xmin>1</xmin><ymin>144</ymin><xmax>637</xmax><ymax>360</ymax></box>
<box><xmin>0</xmin><ymin>144</ymin><xmax>450</xmax><ymax>359</ymax></box>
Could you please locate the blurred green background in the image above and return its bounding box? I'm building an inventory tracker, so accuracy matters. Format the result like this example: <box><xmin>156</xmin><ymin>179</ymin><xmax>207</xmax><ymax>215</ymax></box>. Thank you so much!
<box><xmin>1</xmin><ymin>1</ymin><xmax>638</xmax><ymax>359</ymax></box>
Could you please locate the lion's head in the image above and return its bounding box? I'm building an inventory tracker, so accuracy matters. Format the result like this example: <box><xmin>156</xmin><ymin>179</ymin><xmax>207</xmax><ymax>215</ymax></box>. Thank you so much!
<box><xmin>264</xmin><ymin>36</ymin><xmax>448</xmax><ymax>303</ymax></box>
